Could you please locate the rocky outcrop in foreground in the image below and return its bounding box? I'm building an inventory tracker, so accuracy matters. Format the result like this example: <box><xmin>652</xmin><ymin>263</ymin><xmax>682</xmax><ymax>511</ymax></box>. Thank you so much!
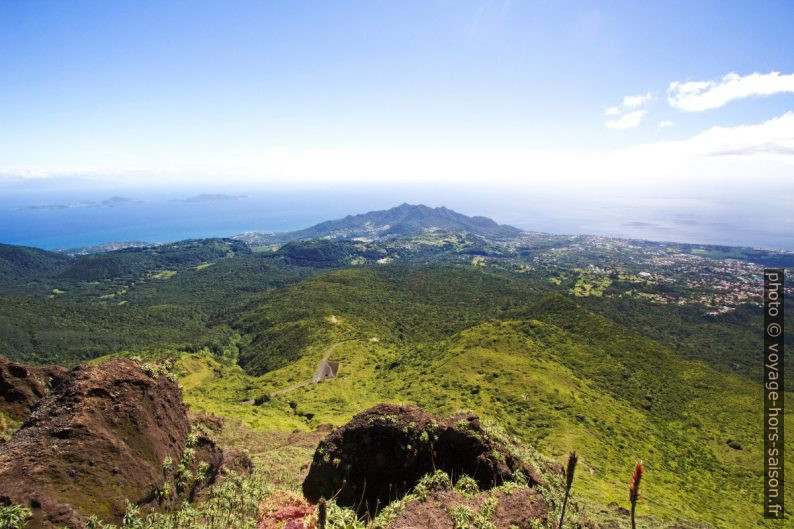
<box><xmin>0</xmin><ymin>359</ymin><xmax>223</xmax><ymax>529</ymax></box>
<box><xmin>302</xmin><ymin>403</ymin><xmax>542</xmax><ymax>516</ymax></box>
<box><xmin>0</xmin><ymin>355</ymin><xmax>66</xmax><ymax>421</ymax></box>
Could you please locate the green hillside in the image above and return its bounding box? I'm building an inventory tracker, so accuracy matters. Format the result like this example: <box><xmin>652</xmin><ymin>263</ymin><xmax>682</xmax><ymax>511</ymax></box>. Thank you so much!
<box><xmin>59</xmin><ymin>238</ymin><xmax>251</xmax><ymax>281</ymax></box>
<box><xmin>171</xmin><ymin>264</ymin><xmax>789</xmax><ymax>529</ymax></box>
<box><xmin>235</xmin><ymin>265</ymin><xmax>545</xmax><ymax>375</ymax></box>
<box><xmin>0</xmin><ymin>229</ymin><xmax>789</xmax><ymax>528</ymax></box>
<box><xmin>0</xmin><ymin>243</ymin><xmax>71</xmax><ymax>283</ymax></box>
<box><xmin>576</xmin><ymin>296</ymin><xmax>766</xmax><ymax>383</ymax></box>
<box><xmin>0</xmin><ymin>250</ymin><xmax>315</xmax><ymax>365</ymax></box>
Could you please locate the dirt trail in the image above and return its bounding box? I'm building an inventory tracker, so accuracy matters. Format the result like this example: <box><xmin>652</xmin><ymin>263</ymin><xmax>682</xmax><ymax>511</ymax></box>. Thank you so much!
<box><xmin>270</xmin><ymin>341</ymin><xmax>349</xmax><ymax>396</ymax></box>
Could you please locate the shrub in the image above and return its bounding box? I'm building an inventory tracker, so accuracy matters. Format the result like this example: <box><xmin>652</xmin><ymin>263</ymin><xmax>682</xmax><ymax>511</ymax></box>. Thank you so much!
<box><xmin>0</xmin><ymin>504</ymin><xmax>32</xmax><ymax>529</ymax></box>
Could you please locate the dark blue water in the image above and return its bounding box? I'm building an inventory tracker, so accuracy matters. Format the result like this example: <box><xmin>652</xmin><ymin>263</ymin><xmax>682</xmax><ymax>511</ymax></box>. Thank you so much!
<box><xmin>1</xmin><ymin>182</ymin><xmax>793</xmax><ymax>251</ymax></box>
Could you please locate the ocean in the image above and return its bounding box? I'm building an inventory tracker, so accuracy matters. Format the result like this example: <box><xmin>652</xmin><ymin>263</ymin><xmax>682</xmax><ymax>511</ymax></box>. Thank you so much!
<box><xmin>1</xmin><ymin>184</ymin><xmax>793</xmax><ymax>251</ymax></box>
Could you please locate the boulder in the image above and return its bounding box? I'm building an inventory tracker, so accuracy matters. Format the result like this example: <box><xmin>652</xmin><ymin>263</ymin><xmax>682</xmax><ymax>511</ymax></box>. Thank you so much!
<box><xmin>0</xmin><ymin>359</ymin><xmax>223</xmax><ymax>528</ymax></box>
<box><xmin>302</xmin><ymin>404</ymin><xmax>542</xmax><ymax>516</ymax></box>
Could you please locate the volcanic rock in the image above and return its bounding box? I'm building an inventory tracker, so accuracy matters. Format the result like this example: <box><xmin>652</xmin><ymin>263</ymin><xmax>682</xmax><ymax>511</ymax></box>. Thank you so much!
<box><xmin>302</xmin><ymin>403</ymin><xmax>542</xmax><ymax>516</ymax></box>
<box><xmin>0</xmin><ymin>355</ymin><xmax>66</xmax><ymax>421</ymax></box>
<box><xmin>258</xmin><ymin>491</ymin><xmax>315</xmax><ymax>529</ymax></box>
<box><xmin>0</xmin><ymin>359</ymin><xmax>223</xmax><ymax>528</ymax></box>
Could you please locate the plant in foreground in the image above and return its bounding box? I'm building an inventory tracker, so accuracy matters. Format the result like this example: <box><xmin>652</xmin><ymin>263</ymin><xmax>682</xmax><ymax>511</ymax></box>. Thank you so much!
<box><xmin>628</xmin><ymin>459</ymin><xmax>644</xmax><ymax>529</ymax></box>
<box><xmin>558</xmin><ymin>451</ymin><xmax>577</xmax><ymax>529</ymax></box>
<box><xmin>0</xmin><ymin>503</ymin><xmax>32</xmax><ymax>529</ymax></box>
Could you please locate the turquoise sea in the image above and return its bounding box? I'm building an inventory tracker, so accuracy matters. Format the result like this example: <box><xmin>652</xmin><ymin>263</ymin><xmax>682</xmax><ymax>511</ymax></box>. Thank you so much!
<box><xmin>1</xmin><ymin>182</ymin><xmax>793</xmax><ymax>251</ymax></box>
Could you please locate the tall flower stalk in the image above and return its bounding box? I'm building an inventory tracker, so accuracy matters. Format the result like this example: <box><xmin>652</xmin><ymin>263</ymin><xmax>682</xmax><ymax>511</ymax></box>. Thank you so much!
<box><xmin>628</xmin><ymin>460</ymin><xmax>644</xmax><ymax>529</ymax></box>
<box><xmin>558</xmin><ymin>451</ymin><xmax>578</xmax><ymax>528</ymax></box>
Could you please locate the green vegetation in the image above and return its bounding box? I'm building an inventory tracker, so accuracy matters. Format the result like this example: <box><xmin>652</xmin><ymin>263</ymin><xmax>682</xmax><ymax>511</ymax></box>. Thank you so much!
<box><xmin>0</xmin><ymin>246</ymin><xmax>316</xmax><ymax>365</ymax></box>
<box><xmin>83</xmin><ymin>473</ymin><xmax>271</xmax><ymax>529</ymax></box>
<box><xmin>235</xmin><ymin>265</ymin><xmax>544</xmax><ymax>375</ymax></box>
<box><xmin>111</xmin><ymin>264</ymin><xmax>787</xmax><ymax>528</ymax></box>
<box><xmin>0</xmin><ymin>243</ymin><xmax>70</xmax><ymax>283</ymax></box>
<box><xmin>0</xmin><ymin>504</ymin><xmax>31</xmax><ymax>529</ymax></box>
<box><xmin>576</xmin><ymin>296</ymin><xmax>766</xmax><ymax>382</ymax></box>
<box><xmin>59</xmin><ymin>238</ymin><xmax>251</xmax><ymax>282</ymax></box>
<box><xmin>0</xmin><ymin>219</ymin><xmax>790</xmax><ymax>528</ymax></box>
<box><xmin>571</xmin><ymin>271</ymin><xmax>611</xmax><ymax>296</ymax></box>
<box><xmin>0</xmin><ymin>410</ymin><xmax>21</xmax><ymax>443</ymax></box>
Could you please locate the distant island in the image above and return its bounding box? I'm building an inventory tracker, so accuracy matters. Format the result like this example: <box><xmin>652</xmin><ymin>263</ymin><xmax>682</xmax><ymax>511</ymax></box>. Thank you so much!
<box><xmin>13</xmin><ymin>196</ymin><xmax>141</xmax><ymax>212</ymax></box>
<box><xmin>177</xmin><ymin>193</ymin><xmax>247</xmax><ymax>203</ymax></box>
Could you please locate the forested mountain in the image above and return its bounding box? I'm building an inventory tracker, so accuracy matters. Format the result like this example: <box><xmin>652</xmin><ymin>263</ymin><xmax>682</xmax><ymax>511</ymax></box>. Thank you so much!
<box><xmin>0</xmin><ymin>243</ymin><xmax>71</xmax><ymax>283</ymax></box>
<box><xmin>235</xmin><ymin>203</ymin><xmax>524</xmax><ymax>245</ymax></box>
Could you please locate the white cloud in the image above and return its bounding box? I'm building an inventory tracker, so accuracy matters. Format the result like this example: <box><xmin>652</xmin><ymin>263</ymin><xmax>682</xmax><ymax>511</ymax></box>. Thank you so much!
<box><xmin>668</xmin><ymin>71</ymin><xmax>794</xmax><ymax>112</ymax></box>
<box><xmin>606</xmin><ymin>110</ymin><xmax>647</xmax><ymax>130</ymax></box>
<box><xmin>623</xmin><ymin>111</ymin><xmax>794</xmax><ymax>163</ymax></box>
<box><xmin>657</xmin><ymin>120</ymin><xmax>673</xmax><ymax>128</ymax></box>
<box><xmin>604</xmin><ymin>92</ymin><xmax>652</xmax><ymax>128</ymax></box>
<box><xmin>684</xmin><ymin>111</ymin><xmax>794</xmax><ymax>157</ymax></box>
<box><xmin>623</xmin><ymin>92</ymin><xmax>652</xmax><ymax>108</ymax></box>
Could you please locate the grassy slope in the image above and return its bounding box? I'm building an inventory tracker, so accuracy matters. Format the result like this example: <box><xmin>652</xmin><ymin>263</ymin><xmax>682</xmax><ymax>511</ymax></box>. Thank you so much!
<box><xmin>168</xmin><ymin>265</ymin><xmax>791</xmax><ymax>529</ymax></box>
<box><xmin>576</xmin><ymin>295</ymin><xmax>774</xmax><ymax>385</ymax></box>
<box><xmin>234</xmin><ymin>264</ymin><xmax>544</xmax><ymax>375</ymax></box>
<box><xmin>422</xmin><ymin>319</ymin><xmax>762</xmax><ymax>526</ymax></box>
<box><xmin>41</xmin><ymin>261</ymin><xmax>788</xmax><ymax>527</ymax></box>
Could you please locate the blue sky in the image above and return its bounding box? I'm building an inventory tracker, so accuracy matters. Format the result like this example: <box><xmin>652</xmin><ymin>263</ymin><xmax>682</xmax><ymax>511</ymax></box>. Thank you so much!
<box><xmin>1</xmin><ymin>1</ymin><xmax>793</xmax><ymax>191</ymax></box>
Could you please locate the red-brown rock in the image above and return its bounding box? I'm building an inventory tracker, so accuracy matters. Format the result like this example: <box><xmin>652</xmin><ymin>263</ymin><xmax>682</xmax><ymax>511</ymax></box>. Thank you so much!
<box><xmin>0</xmin><ymin>359</ymin><xmax>222</xmax><ymax>528</ymax></box>
<box><xmin>302</xmin><ymin>404</ymin><xmax>542</xmax><ymax>516</ymax></box>
<box><xmin>0</xmin><ymin>355</ymin><xmax>66</xmax><ymax>421</ymax></box>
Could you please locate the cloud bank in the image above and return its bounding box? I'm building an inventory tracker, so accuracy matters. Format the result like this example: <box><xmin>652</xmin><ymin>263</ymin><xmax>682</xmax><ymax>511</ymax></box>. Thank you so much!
<box><xmin>685</xmin><ymin>111</ymin><xmax>794</xmax><ymax>157</ymax></box>
<box><xmin>3</xmin><ymin>111</ymin><xmax>791</xmax><ymax>196</ymax></box>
